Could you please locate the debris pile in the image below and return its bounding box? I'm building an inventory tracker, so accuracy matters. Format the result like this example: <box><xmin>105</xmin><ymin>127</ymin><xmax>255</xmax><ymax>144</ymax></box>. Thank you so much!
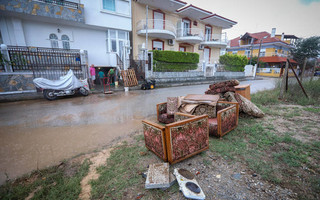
<box><xmin>205</xmin><ymin>80</ymin><xmax>265</xmax><ymax>118</ymax></box>
<box><xmin>205</xmin><ymin>79</ymin><xmax>240</xmax><ymax>97</ymax></box>
<box><xmin>144</xmin><ymin>163</ymin><xmax>205</xmax><ymax>200</ymax></box>
<box><xmin>225</xmin><ymin>92</ymin><xmax>265</xmax><ymax>118</ymax></box>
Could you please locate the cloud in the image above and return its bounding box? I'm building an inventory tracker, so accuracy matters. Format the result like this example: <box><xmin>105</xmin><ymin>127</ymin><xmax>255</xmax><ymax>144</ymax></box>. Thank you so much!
<box><xmin>300</xmin><ymin>0</ymin><xmax>320</xmax><ymax>5</ymax></box>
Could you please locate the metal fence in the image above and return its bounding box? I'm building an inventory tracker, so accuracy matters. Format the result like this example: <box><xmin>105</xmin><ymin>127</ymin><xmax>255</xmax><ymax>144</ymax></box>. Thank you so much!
<box><xmin>36</xmin><ymin>0</ymin><xmax>80</xmax><ymax>9</ymax></box>
<box><xmin>130</xmin><ymin>60</ymin><xmax>145</xmax><ymax>81</ymax></box>
<box><xmin>7</xmin><ymin>46</ymin><xmax>86</xmax><ymax>80</ymax></box>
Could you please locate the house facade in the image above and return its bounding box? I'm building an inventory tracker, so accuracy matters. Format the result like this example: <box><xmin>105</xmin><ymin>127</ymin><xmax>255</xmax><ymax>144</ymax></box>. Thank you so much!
<box><xmin>131</xmin><ymin>0</ymin><xmax>237</xmax><ymax>73</ymax></box>
<box><xmin>0</xmin><ymin>0</ymin><xmax>132</xmax><ymax>67</ymax></box>
<box><xmin>227</xmin><ymin>29</ymin><xmax>299</xmax><ymax>77</ymax></box>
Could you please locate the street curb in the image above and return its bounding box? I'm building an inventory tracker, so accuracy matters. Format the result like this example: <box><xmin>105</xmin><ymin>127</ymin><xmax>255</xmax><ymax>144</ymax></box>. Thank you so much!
<box><xmin>0</xmin><ymin>77</ymin><xmax>264</xmax><ymax>102</ymax></box>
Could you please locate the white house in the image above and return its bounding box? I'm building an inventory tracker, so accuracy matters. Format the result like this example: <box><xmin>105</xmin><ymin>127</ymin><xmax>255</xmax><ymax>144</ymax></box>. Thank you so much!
<box><xmin>0</xmin><ymin>0</ymin><xmax>132</xmax><ymax>67</ymax></box>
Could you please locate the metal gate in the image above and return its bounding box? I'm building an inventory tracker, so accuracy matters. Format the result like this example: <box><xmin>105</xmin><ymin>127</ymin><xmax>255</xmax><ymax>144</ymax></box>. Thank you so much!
<box><xmin>130</xmin><ymin>59</ymin><xmax>145</xmax><ymax>81</ymax></box>
<box><xmin>7</xmin><ymin>46</ymin><xmax>86</xmax><ymax>80</ymax></box>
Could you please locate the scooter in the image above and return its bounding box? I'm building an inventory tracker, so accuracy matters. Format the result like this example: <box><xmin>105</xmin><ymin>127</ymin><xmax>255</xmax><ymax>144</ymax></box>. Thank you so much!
<box><xmin>33</xmin><ymin>69</ymin><xmax>89</xmax><ymax>100</ymax></box>
<box><xmin>140</xmin><ymin>76</ymin><xmax>156</xmax><ymax>90</ymax></box>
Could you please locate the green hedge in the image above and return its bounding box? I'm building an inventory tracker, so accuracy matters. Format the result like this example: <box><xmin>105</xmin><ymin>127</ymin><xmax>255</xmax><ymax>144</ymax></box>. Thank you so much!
<box><xmin>153</xmin><ymin>61</ymin><xmax>198</xmax><ymax>72</ymax></box>
<box><xmin>152</xmin><ymin>50</ymin><xmax>199</xmax><ymax>64</ymax></box>
<box><xmin>219</xmin><ymin>54</ymin><xmax>248</xmax><ymax>72</ymax></box>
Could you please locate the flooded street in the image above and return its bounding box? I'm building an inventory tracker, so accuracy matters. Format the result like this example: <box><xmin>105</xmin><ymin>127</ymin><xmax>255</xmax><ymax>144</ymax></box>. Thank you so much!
<box><xmin>0</xmin><ymin>78</ymin><xmax>276</xmax><ymax>184</ymax></box>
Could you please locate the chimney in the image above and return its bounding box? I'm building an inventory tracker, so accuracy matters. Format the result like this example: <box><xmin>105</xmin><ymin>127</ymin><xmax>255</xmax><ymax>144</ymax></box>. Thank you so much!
<box><xmin>281</xmin><ymin>32</ymin><xmax>285</xmax><ymax>41</ymax></box>
<box><xmin>271</xmin><ymin>28</ymin><xmax>276</xmax><ymax>37</ymax></box>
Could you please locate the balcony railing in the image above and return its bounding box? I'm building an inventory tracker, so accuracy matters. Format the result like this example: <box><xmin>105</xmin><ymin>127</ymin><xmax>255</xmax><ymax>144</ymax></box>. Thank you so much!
<box><xmin>204</xmin><ymin>33</ymin><xmax>228</xmax><ymax>43</ymax></box>
<box><xmin>136</xmin><ymin>19</ymin><xmax>176</xmax><ymax>35</ymax></box>
<box><xmin>246</xmin><ymin>52</ymin><xmax>290</xmax><ymax>58</ymax></box>
<box><xmin>177</xmin><ymin>28</ymin><xmax>204</xmax><ymax>39</ymax></box>
<box><xmin>35</xmin><ymin>0</ymin><xmax>80</xmax><ymax>9</ymax></box>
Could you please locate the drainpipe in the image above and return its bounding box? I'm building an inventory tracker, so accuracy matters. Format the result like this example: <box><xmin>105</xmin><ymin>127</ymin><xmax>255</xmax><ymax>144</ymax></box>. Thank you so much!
<box><xmin>145</xmin><ymin>5</ymin><xmax>149</xmax><ymax>79</ymax></box>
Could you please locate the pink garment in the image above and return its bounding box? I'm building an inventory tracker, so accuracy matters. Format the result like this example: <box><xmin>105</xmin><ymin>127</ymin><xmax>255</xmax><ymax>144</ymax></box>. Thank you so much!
<box><xmin>90</xmin><ymin>67</ymin><xmax>96</xmax><ymax>76</ymax></box>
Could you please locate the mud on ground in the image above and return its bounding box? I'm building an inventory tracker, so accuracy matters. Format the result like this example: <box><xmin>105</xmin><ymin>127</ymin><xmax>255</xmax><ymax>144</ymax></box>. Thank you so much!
<box><xmin>1</xmin><ymin>103</ymin><xmax>319</xmax><ymax>200</ymax></box>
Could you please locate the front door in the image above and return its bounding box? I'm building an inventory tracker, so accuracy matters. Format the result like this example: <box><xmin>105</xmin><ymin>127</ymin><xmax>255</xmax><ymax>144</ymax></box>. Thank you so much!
<box><xmin>182</xmin><ymin>19</ymin><xmax>191</xmax><ymax>36</ymax></box>
<box><xmin>205</xmin><ymin>26</ymin><xmax>212</xmax><ymax>41</ymax></box>
<box><xmin>204</xmin><ymin>48</ymin><xmax>210</xmax><ymax>63</ymax></box>
<box><xmin>154</xmin><ymin>11</ymin><xmax>164</xmax><ymax>30</ymax></box>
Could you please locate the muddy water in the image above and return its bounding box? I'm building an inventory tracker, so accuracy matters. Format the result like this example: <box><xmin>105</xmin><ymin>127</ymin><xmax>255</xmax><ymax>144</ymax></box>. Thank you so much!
<box><xmin>0</xmin><ymin>78</ymin><xmax>276</xmax><ymax>184</ymax></box>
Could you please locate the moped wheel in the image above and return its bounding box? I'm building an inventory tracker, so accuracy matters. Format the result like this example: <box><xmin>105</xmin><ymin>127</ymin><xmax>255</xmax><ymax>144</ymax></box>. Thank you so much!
<box><xmin>43</xmin><ymin>89</ymin><xmax>57</xmax><ymax>101</ymax></box>
<box><xmin>79</xmin><ymin>87</ymin><xmax>89</xmax><ymax>96</ymax></box>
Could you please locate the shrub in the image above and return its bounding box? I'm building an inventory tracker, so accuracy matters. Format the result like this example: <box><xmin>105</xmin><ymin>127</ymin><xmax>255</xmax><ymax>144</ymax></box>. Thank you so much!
<box><xmin>153</xmin><ymin>61</ymin><xmax>198</xmax><ymax>72</ymax></box>
<box><xmin>219</xmin><ymin>54</ymin><xmax>248</xmax><ymax>72</ymax></box>
<box><xmin>152</xmin><ymin>50</ymin><xmax>199</xmax><ymax>64</ymax></box>
<box><xmin>249</xmin><ymin>56</ymin><xmax>267</xmax><ymax>68</ymax></box>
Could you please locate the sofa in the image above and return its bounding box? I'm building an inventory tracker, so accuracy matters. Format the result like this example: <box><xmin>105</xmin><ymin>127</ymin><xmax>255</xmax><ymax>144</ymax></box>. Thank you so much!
<box><xmin>157</xmin><ymin>101</ymin><xmax>239</xmax><ymax>137</ymax></box>
<box><xmin>142</xmin><ymin>112</ymin><xmax>209</xmax><ymax>164</ymax></box>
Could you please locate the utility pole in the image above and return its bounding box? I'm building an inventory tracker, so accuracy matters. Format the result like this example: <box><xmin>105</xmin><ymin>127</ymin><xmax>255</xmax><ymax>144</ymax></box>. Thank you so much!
<box><xmin>300</xmin><ymin>57</ymin><xmax>307</xmax><ymax>82</ymax></box>
<box><xmin>254</xmin><ymin>36</ymin><xmax>267</xmax><ymax>79</ymax></box>
<box><xmin>254</xmin><ymin>39</ymin><xmax>263</xmax><ymax>79</ymax></box>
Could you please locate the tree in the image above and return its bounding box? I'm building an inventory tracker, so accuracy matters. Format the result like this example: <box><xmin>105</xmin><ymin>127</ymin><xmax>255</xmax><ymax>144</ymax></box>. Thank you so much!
<box><xmin>291</xmin><ymin>36</ymin><xmax>320</xmax><ymax>65</ymax></box>
<box><xmin>219</xmin><ymin>54</ymin><xmax>248</xmax><ymax>72</ymax></box>
<box><xmin>248</xmin><ymin>56</ymin><xmax>267</xmax><ymax>68</ymax></box>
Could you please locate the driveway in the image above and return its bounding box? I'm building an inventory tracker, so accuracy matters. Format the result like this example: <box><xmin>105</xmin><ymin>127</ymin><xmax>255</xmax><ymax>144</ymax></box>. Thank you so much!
<box><xmin>0</xmin><ymin>77</ymin><xmax>276</xmax><ymax>184</ymax></box>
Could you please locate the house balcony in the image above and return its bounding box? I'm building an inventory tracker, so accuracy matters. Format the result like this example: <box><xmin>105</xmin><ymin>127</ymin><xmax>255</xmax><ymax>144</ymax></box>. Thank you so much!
<box><xmin>136</xmin><ymin>19</ymin><xmax>176</xmax><ymax>40</ymax></box>
<box><xmin>0</xmin><ymin>0</ymin><xmax>84</xmax><ymax>23</ymax></box>
<box><xmin>176</xmin><ymin>28</ymin><xmax>204</xmax><ymax>44</ymax></box>
<box><xmin>201</xmin><ymin>33</ymin><xmax>228</xmax><ymax>48</ymax></box>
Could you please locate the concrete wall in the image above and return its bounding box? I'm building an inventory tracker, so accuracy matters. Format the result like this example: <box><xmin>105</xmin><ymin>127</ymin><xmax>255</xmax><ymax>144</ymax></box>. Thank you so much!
<box><xmin>23</xmin><ymin>19</ymin><xmax>108</xmax><ymax>66</ymax></box>
<box><xmin>152</xmin><ymin>71</ymin><xmax>205</xmax><ymax>83</ymax></box>
<box><xmin>214</xmin><ymin>72</ymin><xmax>245</xmax><ymax>79</ymax></box>
<box><xmin>1</xmin><ymin>17</ymin><xmax>114</xmax><ymax>66</ymax></box>
<box><xmin>0</xmin><ymin>0</ymin><xmax>132</xmax><ymax>66</ymax></box>
<box><xmin>81</xmin><ymin>0</ymin><xmax>131</xmax><ymax>31</ymax></box>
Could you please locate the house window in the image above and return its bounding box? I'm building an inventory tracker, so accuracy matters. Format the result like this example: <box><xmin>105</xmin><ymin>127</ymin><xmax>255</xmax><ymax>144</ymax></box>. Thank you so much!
<box><xmin>182</xmin><ymin>19</ymin><xmax>191</xmax><ymax>36</ymax></box>
<box><xmin>49</xmin><ymin>33</ymin><xmax>58</xmax><ymax>48</ymax></box>
<box><xmin>61</xmin><ymin>35</ymin><xmax>70</xmax><ymax>50</ymax></box>
<box><xmin>179</xmin><ymin>46</ymin><xmax>186</xmax><ymax>52</ymax></box>
<box><xmin>205</xmin><ymin>26</ymin><xmax>212</xmax><ymax>41</ymax></box>
<box><xmin>275</xmin><ymin>49</ymin><xmax>278</xmax><ymax>55</ymax></box>
<box><xmin>152</xmin><ymin>40</ymin><xmax>164</xmax><ymax>50</ymax></box>
<box><xmin>245</xmin><ymin>50</ymin><xmax>251</xmax><ymax>57</ymax></box>
<box><xmin>102</xmin><ymin>0</ymin><xmax>130</xmax><ymax>15</ymax></box>
<box><xmin>103</xmin><ymin>0</ymin><xmax>115</xmax><ymax>11</ymax></box>
<box><xmin>260</xmin><ymin>49</ymin><xmax>266</xmax><ymax>57</ymax></box>
<box><xmin>106</xmin><ymin>29</ymin><xmax>129</xmax><ymax>59</ymax></box>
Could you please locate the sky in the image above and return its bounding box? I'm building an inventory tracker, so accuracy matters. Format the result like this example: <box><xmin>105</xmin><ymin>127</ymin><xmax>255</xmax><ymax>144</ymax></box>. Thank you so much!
<box><xmin>184</xmin><ymin>0</ymin><xmax>320</xmax><ymax>40</ymax></box>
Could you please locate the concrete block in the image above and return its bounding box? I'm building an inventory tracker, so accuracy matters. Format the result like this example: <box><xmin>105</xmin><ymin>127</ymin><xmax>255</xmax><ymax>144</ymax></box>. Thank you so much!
<box><xmin>145</xmin><ymin>163</ymin><xmax>170</xmax><ymax>189</ymax></box>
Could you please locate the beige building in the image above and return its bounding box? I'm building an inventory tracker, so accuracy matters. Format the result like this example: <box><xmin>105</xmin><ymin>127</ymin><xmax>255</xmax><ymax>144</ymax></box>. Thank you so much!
<box><xmin>132</xmin><ymin>0</ymin><xmax>237</xmax><ymax>68</ymax></box>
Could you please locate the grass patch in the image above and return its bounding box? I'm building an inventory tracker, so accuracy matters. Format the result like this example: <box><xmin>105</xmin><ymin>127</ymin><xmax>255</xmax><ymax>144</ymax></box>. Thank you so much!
<box><xmin>251</xmin><ymin>88</ymin><xmax>280</xmax><ymax>106</ymax></box>
<box><xmin>90</xmin><ymin>142</ymin><xmax>178</xmax><ymax>199</ymax></box>
<box><xmin>0</xmin><ymin>159</ymin><xmax>89</xmax><ymax>200</ymax></box>
<box><xmin>209</xmin><ymin>110</ymin><xmax>319</xmax><ymax>198</ymax></box>
<box><xmin>304</xmin><ymin>107</ymin><xmax>320</xmax><ymax>113</ymax></box>
<box><xmin>251</xmin><ymin>78</ymin><xmax>320</xmax><ymax>106</ymax></box>
<box><xmin>282</xmin><ymin>78</ymin><xmax>320</xmax><ymax>105</ymax></box>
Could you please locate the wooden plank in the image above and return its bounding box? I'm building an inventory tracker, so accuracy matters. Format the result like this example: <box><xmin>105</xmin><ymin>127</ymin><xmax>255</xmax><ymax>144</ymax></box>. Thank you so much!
<box><xmin>120</xmin><ymin>69</ymin><xmax>138</xmax><ymax>87</ymax></box>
